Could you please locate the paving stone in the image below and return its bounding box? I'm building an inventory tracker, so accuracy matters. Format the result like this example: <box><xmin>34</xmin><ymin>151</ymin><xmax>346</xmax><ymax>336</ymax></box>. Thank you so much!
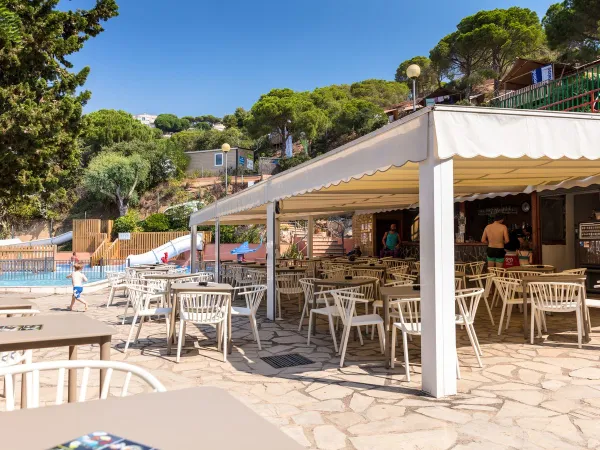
<box><xmin>282</xmin><ymin>425</ymin><xmax>312</xmax><ymax>448</ymax></box>
<box><xmin>397</xmin><ymin>398</ymin><xmax>451</xmax><ymax>407</ymax></box>
<box><xmin>309</xmin><ymin>384</ymin><xmax>354</xmax><ymax>400</ymax></box>
<box><xmin>485</xmin><ymin>364</ymin><xmax>517</xmax><ymax>377</ymax></box>
<box><xmin>496</xmin><ymin>389</ymin><xmax>546</xmax><ymax>406</ymax></box>
<box><xmin>313</xmin><ymin>425</ymin><xmax>347</xmax><ymax>450</ymax></box>
<box><xmin>327</xmin><ymin>411</ymin><xmax>365</xmax><ymax>428</ymax></box>
<box><xmin>518</xmin><ymin>369</ymin><xmax>544</xmax><ymax>385</ymax></box>
<box><xmin>569</xmin><ymin>368</ymin><xmax>600</xmax><ymax>380</ymax></box>
<box><xmin>349</xmin><ymin>393</ymin><xmax>374</xmax><ymax>413</ymax></box>
<box><xmin>541</xmin><ymin>379</ymin><xmax>566</xmax><ymax>391</ymax></box>
<box><xmin>347</xmin><ymin>413</ymin><xmax>447</xmax><ymax>435</ymax></box>
<box><xmin>453</xmin><ymin>405</ymin><xmax>498</xmax><ymax>412</ymax></box>
<box><xmin>495</xmin><ymin>400</ymin><xmax>557</xmax><ymax>419</ymax></box>
<box><xmin>292</xmin><ymin>411</ymin><xmax>324</xmax><ymax>425</ymax></box>
<box><xmin>350</xmin><ymin>429</ymin><xmax>457</xmax><ymax>450</ymax></box>
<box><xmin>365</xmin><ymin>404</ymin><xmax>406</xmax><ymax>421</ymax></box>
<box><xmin>416</xmin><ymin>406</ymin><xmax>472</xmax><ymax>424</ymax></box>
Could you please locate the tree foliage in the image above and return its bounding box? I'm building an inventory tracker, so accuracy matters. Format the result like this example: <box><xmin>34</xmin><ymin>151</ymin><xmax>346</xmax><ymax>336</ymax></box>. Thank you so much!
<box><xmin>154</xmin><ymin>113</ymin><xmax>190</xmax><ymax>133</ymax></box>
<box><xmin>543</xmin><ymin>0</ymin><xmax>600</xmax><ymax>63</ymax></box>
<box><xmin>395</xmin><ymin>56</ymin><xmax>441</xmax><ymax>96</ymax></box>
<box><xmin>81</xmin><ymin>109</ymin><xmax>155</xmax><ymax>159</ymax></box>
<box><xmin>83</xmin><ymin>152</ymin><xmax>150</xmax><ymax>216</ymax></box>
<box><xmin>0</xmin><ymin>0</ymin><xmax>118</xmax><ymax>215</ymax></box>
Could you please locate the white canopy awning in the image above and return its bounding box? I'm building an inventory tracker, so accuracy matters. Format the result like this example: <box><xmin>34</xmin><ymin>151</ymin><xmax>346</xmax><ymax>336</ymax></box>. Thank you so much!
<box><xmin>190</xmin><ymin>106</ymin><xmax>600</xmax><ymax>226</ymax></box>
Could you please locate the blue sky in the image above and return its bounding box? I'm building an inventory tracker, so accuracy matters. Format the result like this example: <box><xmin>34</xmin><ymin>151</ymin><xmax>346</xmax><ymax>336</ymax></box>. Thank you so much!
<box><xmin>65</xmin><ymin>0</ymin><xmax>555</xmax><ymax>117</ymax></box>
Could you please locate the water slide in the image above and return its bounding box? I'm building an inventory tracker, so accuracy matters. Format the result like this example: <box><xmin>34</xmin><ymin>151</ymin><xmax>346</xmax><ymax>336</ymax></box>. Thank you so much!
<box><xmin>127</xmin><ymin>234</ymin><xmax>204</xmax><ymax>266</ymax></box>
<box><xmin>0</xmin><ymin>231</ymin><xmax>73</xmax><ymax>247</ymax></box>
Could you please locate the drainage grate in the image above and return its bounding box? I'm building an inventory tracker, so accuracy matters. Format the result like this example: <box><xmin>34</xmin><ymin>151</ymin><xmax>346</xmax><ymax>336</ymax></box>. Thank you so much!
<box><xmin>261</xmin><ymin>353</ymin><xmax>314</xmax><ymax>369</ymax></box>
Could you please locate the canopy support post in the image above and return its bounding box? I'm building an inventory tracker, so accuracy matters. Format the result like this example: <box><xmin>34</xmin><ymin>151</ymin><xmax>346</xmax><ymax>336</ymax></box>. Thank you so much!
<box><xmin>190</xmin><ymin>225</ymin><xmax>198</xmax><ymax>273</ymax></box>
<box><xmin>419</xmin><ymin>153</ymin><xmax>457</xmax><ymax>398</ymax></box>
<box><xmin>266</xmin><ymin>202</ymin><xmax>277</xmax><ymax>320</ymax></box>
<box><xmin>307</xmin><ymin>216</ymin><xmax>314</xmax><ymax>259</ymax></box>
<box><xmin>215</xmin><ymin>218</ymin><xmax>221</xmax><ymax>282</ymax></box>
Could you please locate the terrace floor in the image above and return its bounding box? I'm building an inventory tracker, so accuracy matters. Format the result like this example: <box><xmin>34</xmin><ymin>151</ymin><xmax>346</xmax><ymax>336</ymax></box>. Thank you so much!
<box><xmin>3</xmin><ymin>289</ymin><xmax>600</xmax><ymax>450</ymax></box>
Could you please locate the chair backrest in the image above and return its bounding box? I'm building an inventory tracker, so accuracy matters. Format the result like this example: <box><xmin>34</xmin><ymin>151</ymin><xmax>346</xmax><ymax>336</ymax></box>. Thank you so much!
<box><xmin>178</xmin><ymin>292</ymin><xmax>231</xmax><ymax>323</ymax></box>
<box><xmin>468</xmin><ymin>272</ymin><xmax>495</xmax><ymax>298</ymax></box>
<box><xmin>412</xmin><ymin>261</ymin><xmax>420</xmax><ymax>273</ymax></box>
<box><xmin>387</xmin><ymin>266</ymin><xmax>410</xmax><ymax>279</ymax></box>
<box><xmin>352</xmin><ymin>276</ymin><xmax>379</xmax><ymax>300</ymax></box>
<box><xmin>390</xmin><ymin>297</ymin><xmax>422</xmax><ymax>334</ymax></box>
<box><xmin>106</xmin><ymin>271</ymin><xmax>126</xmax><ymax>287</ymax></box>
<box><xmin>508</xmin><ymin>270</ymin><xmax>544</xmax><ymax>280</ymax></box>
<box><xmin>493</xmin><ymin>277</ymin><xmax>521</xmax><ymax>304</ymax></box>
<box><xmin>321</xmin><ymin>268</ymin><xmax>345</xmax><ymax>280</ymax></box>
<box><xmin>299</xmin><ymin>278</ymin><xmax>318</xmax><ymax>302</ymax></box>
<box><xmin>528</xmin><ymin>281</ymin><xmax>582</xmax><ymax>311</ymax></box>
<box><xmin>125</xmin><ymin>285</ymin><xmax>160</xmax><ymax>312</ymax></box>
<box><xmin>467</xmin><ymin>262</ymin><xmax>486</xmax><ymax>275</ymax></box>
<box><xmin>455</xmin><ymin>288</ymin><xmax>484</xmax><ymax>323</ymax></box>
<box><xmin>561</xmin><ymin>268</ymin><xmax>587</xmax><ymax>275</ymax></box>
<box><xmin>384</xmin><ymin>280</ymin><xmax>415</xmax><ymax>287</ymax></box>
<box><xmin>351</xmin><ymin>268</ymin><xmax>384</xmax><ymax>280</ymax></box>
<box><xmin>0</xmin><ymin>360</ymin><xmax>166</xmax><ymax>411</ymax></box>
<box><xmin>455</xmin><ymin>277</ymin><xmax>464</xmax><ymax>290</ymax></box>
<box><xmin>455</xmin><ymin>263</ymin><xmax>467</xmax><ymax>273</ymax></box>
<box><xmin>168</xmin><ymin>267</ymin><xmax>187</xmax><ymax>274</ymax></box>
<box><xmin>236</xmin><ymin>285</ymin><xmax>266</xmax><ymax>314</ymax></box>
<box><xmin>392</xmin><ymin>273</ymin><xmax>418</xmax><ymax>284</ymax></box>
<box><xmin>248</xmin><ymin>269</ymin><xmax>266</xmax><ymax>284</ymax></box>
<box><xmin>488</xmin><ymin>267</ymin><xmax>506</xmax><ymax>278</ymax></box>
<box><xmin>331</xmin><ymin>289</ymin><xmax>365</xmax><ymax>325</ymax></box>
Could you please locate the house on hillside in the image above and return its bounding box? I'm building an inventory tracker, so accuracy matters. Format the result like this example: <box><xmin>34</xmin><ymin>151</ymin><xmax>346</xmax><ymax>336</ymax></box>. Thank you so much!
<box><xmin>133</xmin><ymin>113</ymin><xmax>157</xmax><ymax>127</ymax></box>
<box><xmin>185</xmin><ymin>147</ymin><xmax>255</xmax><ymax>176</ymax></box>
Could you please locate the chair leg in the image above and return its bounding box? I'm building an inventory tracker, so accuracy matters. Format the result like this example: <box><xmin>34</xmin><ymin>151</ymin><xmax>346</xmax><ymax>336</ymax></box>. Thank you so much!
<box><xmin>307</xmin><ymin>311</ymin><xmax>314</xmax><ymax>345</ymax></box>
<box><xmin>122</xmin><ymin>300</ymin><xmax>131</xmax><ymax>325</ymax></box>
<box><xmin>339</xmin><ymin>324</ymin><xmax>351</xmax><ymax>367</ymax></box>
<box><xmin>470</xmin><ymin>323</ymin><xmax>483</xmax><ymax>357</ymax></box>
<box><xmin>134</xmin><ymin>315</ymin><xmax>145</xmax><ymax>344</ymax></box>
<box><xmin>483</xmin><ymin>297</ymin><xmax>495</xmax><ymax>325</ymax></box>
<box><xmin>498</xmin><ymin>304</ymin><xmax>507</xmax><ymax>336</ymax></box>
<box><xmin>456</xmin><ymin>354</ymin><xmax>461</xmax><ymax>380</ymax></box>
<box><xmin>376</xmin><ymin>324</ymin><xmax>385</xmax><ymax>354</ymax></box>
<box><xmin>217</xmin><ymin>323</ymin><xmax>222</xmax><ymax>351</ymax></box>
<box><xmin>535</xmin><ymin>309</ymin><xmax>543</xmax><ymax>338</ymax></box>
<box><xmin>327</xmin><ymin>314</ymin><xmax>338</xmax><ymax>353</ymax></box>
<box><xmin>390</xmin><ymin>326</ymin><xmax>397</xmax><ymax>368</ymax></box>
<box><xmin>124</xmin><ymin>313</ymin><xmax>138</xmax><ymax>353</ymax></box>
<box><xmin>402</xmin><ymin>331</ymin><xmax>410</xmax><ymax>382</ymax></box>
<box><xmin>107</xmin><ymin>287</ymin><xmax>115</xmax><ymax>307</ymax></box>
<box><xmin>463</xmin><ymin>319</ymin><xmax>483</xmax><ymax>368</ymax></box>
<box><xmin>250</xmin><ymin>315</ymin><xmax>261</xmax><ymax>350</ymax></box>
<box><xmin>298</xmin><ymin>299</ymin><xmax>308</xmax><ymax>332</ymax></box>
<box><xmin>530</xmin><ymin>304</ymin><xmax>536</xmax><ymax>344</ymax></box>
<box><xmin>357</xmin><ymin>326</ymin><xmax>364</xmax><ymax>346</ymax></box>
<box><xmin>506</xmin><ymin>304</ymin><xmax>513</xmax><ymax>330</ymax></box>
<box><xmin>176</xmin><ymin>319</ymin><xmax>185</xmax><ymax>363</ymax></box>
<box><xmin>222</xmin><ymin>320</ymin><xmax>228</xmax><ymax>363</ymax></box>
<box><xmin>576</xmin><ymin>306</ymin><xmax>582</xmax><ymax>349</ymax></box>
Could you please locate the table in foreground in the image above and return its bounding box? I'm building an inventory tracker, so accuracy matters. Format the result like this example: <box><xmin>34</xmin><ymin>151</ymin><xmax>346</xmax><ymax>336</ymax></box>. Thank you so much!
<box><xmin>0</xmin><ymin>387</ymin><xmax>304</xmax><ymax>450</ymax></box>
<box><xmin>0</xmin><ymin>314</ymin><xmax>115</xmax><ymax>403</ymax></box>
<box><xmin>0</xmin><ymin>298</ymin><xmax>37</xmax><ymax>311</ymax></box>
<box><xmin>170</xmin><ymin>282</ymin><xmax>235</xmax><ymax>355</ymax></box>
<box><xmin>380</xmin><ymin>286</ymin><xmax>421</xmax><ymax>368</ymax></box>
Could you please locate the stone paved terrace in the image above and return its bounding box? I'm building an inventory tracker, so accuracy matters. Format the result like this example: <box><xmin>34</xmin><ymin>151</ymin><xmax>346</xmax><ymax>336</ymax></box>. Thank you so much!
<box><xmin>2</xmin><ymin>289</ymin><xmax>600</xmax><ymax>450</ymax></box>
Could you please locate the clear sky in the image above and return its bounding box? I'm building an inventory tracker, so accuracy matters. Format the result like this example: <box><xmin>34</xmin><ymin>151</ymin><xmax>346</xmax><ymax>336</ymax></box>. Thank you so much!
<box><xmin>65</xmin><ymin>0</ymin><xmax>555</xmax><ymax>117</ymax></box>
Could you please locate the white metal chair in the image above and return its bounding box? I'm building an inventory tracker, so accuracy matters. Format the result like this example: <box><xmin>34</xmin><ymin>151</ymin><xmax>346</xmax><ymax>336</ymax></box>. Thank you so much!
<box><xmin>392</xmin><ymin>273</ymin><xmax>418</xmax><ymax>284</ymax></box>
<box><xmin>176</xmin><ymin>291</ymin><xmax>231</xmax><ymax>362</ymax></box>
<box><xmin>331</xmin><ymin>289</ymin><xmax>385</xmax><ymax>367</ymax></box>
<box><xmin>561</xmin><ymin>268</ymin><xmax>587</xmax><ymax>275</ymax></box>
<box><xmin>493</xmin><ymin>277</ymin><xmax>527</xmax><ymax>335</ymax></box>
<box><xmin>123</xmin><ymin>286</ymin><xmax>172</xmax><ymax>353</ymax></box>
<box><xmin>231</xmin><ymin>285</ymin><xmax>266</xmax><ymax>350</ymax></box>
<box><xmin>248</xmin><ymin>269</ymin><xmax>266</xmax><ymax>285</ymax></box>
<box><xmin>321</xmin><ymin>268</ymin><xmax>346</xmax><ymax>280</ymax></box>
<box><xmin>466</xmin><ymin>261</ymin><xmax>486</xmax><ymax>275</ymax></box>
<box><xmin>0</xmin><ymin>360</ymin><xmax>165</xmax><ymax>411</ymax></box>
<box><xmin>276</xmin><ymin>273</ymin><xmax>303</xmax><ymax>319</ymax></box>
<box><xmin>106</xmin><ymin>271</ymin><xmax>127</xmax><ymax>308</ymax></box>
<box><xmin>390</xmin><ymin>297</ymin><xmax>421</xmax><ymax>380</ymax></box>
<box><xmin>455</xmin><ymin>288</ymin><xmax>485</xmax><ymax>368</ymax></box>
<box><xmin>298</xmin><ymin>278</ymin><xmax>323</xmax><ymax>331</ymax></box>
<box><xmin>467</xmin><ymin>272</ymin><xmax>495</xmax><ymax>325</ymax></box>
<box><xmin>529</xmin><ymin>281</ymin><xmax>583</xmax><ymax>348</ymax></box>
<box><xmin>121</xmin><ymin>279</ymin><xmax>166</xmax><ymax>325</ymax></box>
<box><xmin>306</xmin><ymin>287</ymin><xmax>356</xmax><ymax>353</ymax></box>
<box><xmin>455</xmin><ymin>277</ymin><xmax>464</xmax><ymax>290</ymax></box>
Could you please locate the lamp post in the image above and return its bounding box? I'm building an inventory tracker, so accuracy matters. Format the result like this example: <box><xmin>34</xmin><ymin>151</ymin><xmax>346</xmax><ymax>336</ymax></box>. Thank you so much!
<box><xmin>406</xmin><ymin>64</ymin><xmax>421</xmax><ymax>112</ymax></box>
<box><xmin>221</xmin><ymin>143</ymin><xmax>231</xmax><ymax>196</ymax></box>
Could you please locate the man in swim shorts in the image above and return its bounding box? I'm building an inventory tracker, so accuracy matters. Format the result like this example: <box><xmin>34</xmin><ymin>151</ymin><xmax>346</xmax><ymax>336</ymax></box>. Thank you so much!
<box><xmin>481</xmin><ymin>213</ymin><xmax>509</xmax><ymax>267</ymax></box>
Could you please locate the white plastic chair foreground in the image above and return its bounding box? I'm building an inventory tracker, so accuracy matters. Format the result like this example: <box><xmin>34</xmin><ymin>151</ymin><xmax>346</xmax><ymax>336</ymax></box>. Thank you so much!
<box><xmin>105</xmin><ymin>271</ymin><xmax>127</xmax><ymax>308</ymax></box>
<box><xmin>455</xmin><ymin>288</ymin><xmax>485</xmax><ymax>368</ymax></box>
<box><xmin>176</xmin><ymin>291</ymin><xmax>231</xmax><ymax>363</ymax></box>
<box><xmin>231</xmin><ymin>285</ymin><xmax>266</xmax><ymax>350</ymax></box>
<box><xmin>0</xmin><ymin>360</ymin><xmax>165</xmax><ymax>411</ymax></box>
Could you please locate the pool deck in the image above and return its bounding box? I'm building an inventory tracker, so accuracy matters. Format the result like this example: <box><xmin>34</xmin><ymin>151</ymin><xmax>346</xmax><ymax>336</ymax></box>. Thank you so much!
<box><xmin>2</xmin><ymin>288</ymin><xmax>600</xmax><ymax>449</ymax></box>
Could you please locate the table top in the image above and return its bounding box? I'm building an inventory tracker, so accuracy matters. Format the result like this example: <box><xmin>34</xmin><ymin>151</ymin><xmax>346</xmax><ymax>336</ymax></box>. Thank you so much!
<box><xmin>133</xmin><ymin>267</ymin><xmax>173</xmax><ymax>273</ymax></box>
<box><xmin>171</xmin><ymin>282</ymin><xmax>234</xmax><ymax>292</ymax></box>
<box><xmin>0</xmin><ymin>314</ymin><xmax>115</xmax><ymax>351</ymax></box>
<box><xmin>0</xmin><ymin>387</ymin><xmax>303</xmax><ymax>450</ymax></box>
<box><xmin>351</xmin><ymin>264</ymin><xmax>386</xmax><ymax>270</ymax></box>
<box><xmin>314</xmin><ymin>278</ymin><xmax>377</xmax><ymax>287</ymax></box>
<box><xmin>0</xmin><ymin>298</ymin><xmax>37</xmax><ymax>310</ymax></box>
<box><xmin>380</xmin><ymin>286</ymin><xmax>421</xmax><ymax>298</ymax></box>
<box><xmin>142</xmin><ymin>273</ymin><xmax>194</xmax><ymax>280</ymax></box>
<box><xmin>506</xmin><ymin>265</ymin><xmax>555</xmax><ymax>272</ymax></box>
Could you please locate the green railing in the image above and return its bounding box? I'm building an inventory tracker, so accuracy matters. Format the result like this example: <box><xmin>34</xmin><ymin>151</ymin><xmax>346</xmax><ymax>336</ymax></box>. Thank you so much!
<box><xmin>491</xmin><ymin>63</ymin><xmax>600</xmax><ymax>113</ymax></box>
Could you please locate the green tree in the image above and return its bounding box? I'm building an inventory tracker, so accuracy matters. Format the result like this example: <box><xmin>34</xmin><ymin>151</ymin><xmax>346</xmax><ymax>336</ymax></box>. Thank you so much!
<box><xmin>154</xmin><ymin>113</ymin><xmax>189</xmax><ymax>133</ymax></box>
<box><xmin>543</xmin><ymin>0</ymin><xmax>600</xmax><ymax>63</ymax></box>
<box><xmin>458</xmin><ymin>8</ymin><xmax>544</xmax><ymax>93</ymax></box>
<box><xmin>0</xmin><ymin>0</ymin><xmax>21</xmax><ymax>44</ymax></box>
<box><xmin>335</xmin><ymin>99</ymin><xmax>388</xmax><ymax>135</ymax></box>
<box><xmin>84</xmin><ymin>152</ymin><xmax>150</xmax><ymax>216</ymax></box>
<box><xmin>142</xmin><ymin>213</ymin><xmax>170</xmax><ymax>232</ymax></box>
<box><xmin>395</xmin><ymin>56</ymin><xmax>441</xmax><ymax>96</ymax></box>
<box><xmin>81</xmin><ymin>109</ymin><xmax>155</xmax><ymax>160</ymax></box>
<box><xmin>0</xmin><ymin>0</ymin><xmax>118</xmax><ymax>214</ymax></box>
<box><xmin>222</xmin><ymin>114</ymin><xmax>237</xmax><ymax>129</ymax></box>
<box><xmin>349</xmin><ymin>79</ymin><xmax>409</xmax><ymax>108</ymax></box>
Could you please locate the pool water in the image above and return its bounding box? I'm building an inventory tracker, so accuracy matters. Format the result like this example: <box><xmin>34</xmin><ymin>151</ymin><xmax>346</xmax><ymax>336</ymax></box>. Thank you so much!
<box><xmin>0</xmin><ymin>263</ymin><xmax>124</xmax><ymax>286</ymax></box>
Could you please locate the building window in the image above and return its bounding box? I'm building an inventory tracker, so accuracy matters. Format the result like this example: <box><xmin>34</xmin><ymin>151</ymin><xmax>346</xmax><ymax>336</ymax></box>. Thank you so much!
<box><xmin>214</xmin><ymin>153</ymin><xmax>223</xmax><ymax>167</ymax></box>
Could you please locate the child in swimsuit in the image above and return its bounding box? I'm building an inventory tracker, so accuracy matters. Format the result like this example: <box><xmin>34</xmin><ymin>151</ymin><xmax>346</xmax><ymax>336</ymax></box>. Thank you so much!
<box><xmin>67</xmin><ymin>263</ymin><xmax>88</xmax><ymax>311</ymax></box>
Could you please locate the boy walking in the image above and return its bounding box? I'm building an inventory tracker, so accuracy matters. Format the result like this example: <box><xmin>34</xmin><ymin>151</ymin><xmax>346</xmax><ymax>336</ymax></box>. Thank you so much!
<box><xmin>67</xmin><ymin>263</ymin><xmax>88</xmax><ymax>311</ymax></box>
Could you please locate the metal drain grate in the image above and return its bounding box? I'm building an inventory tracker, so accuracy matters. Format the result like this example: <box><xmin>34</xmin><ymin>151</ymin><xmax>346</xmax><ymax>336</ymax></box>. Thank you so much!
<box><xmin>261</xmin><ymin>353</ymin><xmax>314</xmax><ymax>368</ymax></box>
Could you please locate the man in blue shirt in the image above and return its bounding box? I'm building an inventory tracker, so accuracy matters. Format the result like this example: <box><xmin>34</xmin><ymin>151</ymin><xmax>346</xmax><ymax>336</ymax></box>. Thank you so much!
<box><xmin>381</xmin><ymin>224</ymin><xmax>400</xmax><ymax>257</ymax></box>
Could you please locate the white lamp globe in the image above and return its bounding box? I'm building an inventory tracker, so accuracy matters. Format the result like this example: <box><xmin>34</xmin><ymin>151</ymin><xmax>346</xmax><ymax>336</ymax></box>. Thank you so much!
<box><xmin>406</xmin><ymin>64</ymin><xmax>421</xmax><ymax>79</ymax></box>
<box><xmin>221</xmin><ymin>143</ymin><xmax>231</xmax><ymax>153</ymax></box>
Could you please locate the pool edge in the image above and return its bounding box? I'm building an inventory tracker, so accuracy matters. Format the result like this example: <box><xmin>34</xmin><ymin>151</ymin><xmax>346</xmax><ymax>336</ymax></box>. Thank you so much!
<box><xmin>0</xmin><ymin>280</ymin><xmax>109</xmax><ymax>294</ymax></box>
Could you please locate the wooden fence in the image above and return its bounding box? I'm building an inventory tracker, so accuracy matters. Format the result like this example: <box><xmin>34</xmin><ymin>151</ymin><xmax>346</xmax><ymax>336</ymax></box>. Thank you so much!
<box><xmin>0</xmin><ymin>245</ymin><xmax>57</xmax><ymax>260</ymax></box>
<box><xmin>117</xmin><ymin>231</ymin><xmax>212</xmax><ymax>259</ymax></box>
<box><xmin>72</xmin><ymin>219</ymin><xmax>113</xmax><ymax>253</ymax></box>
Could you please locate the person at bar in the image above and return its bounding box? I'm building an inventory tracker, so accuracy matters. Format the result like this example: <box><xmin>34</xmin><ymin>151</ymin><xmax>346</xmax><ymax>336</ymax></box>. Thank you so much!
<box><xmin>381</xmin><ymin>224</ymin><xmax>400</xmax><ymax>258</ymax></box>
<box><xmin>481</xmin><ymin>213</ymin><xmax>509</xmax><ymax>267</ymax></box>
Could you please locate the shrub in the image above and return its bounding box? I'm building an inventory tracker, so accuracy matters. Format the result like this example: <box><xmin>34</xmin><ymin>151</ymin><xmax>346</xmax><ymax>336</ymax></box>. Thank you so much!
<box><xmin>113</xmin><ymin>211</ymin><xmax>142</xmax><ymax>235</ymax></box>
<box><xmin>165</xmin><ymin>204</ymin><xmax>198</xmax><ymax>231</ymax></box>
<box><xmin>142</xmin><ymin>213</ymin><xmax>171</xmax><ymax>232</ymax></box>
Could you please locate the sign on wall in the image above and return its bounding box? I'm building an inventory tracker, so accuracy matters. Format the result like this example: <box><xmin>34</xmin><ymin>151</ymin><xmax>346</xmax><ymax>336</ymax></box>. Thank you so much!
<box><xmin>118</xmin><ymin>232</ymin><xmax>131</xmax><ymax>240</ymax></box>
<box><xmin>239</xmin><ymin>156</ymin><xmax>245</xmax><ymax>166</ymax></box>
<box><xmin>532</xmin><ymin>65</ymin><xmax>553</xmax><ymax>84</ymax></box>
<box><xmin>247</xmin><ymin>159</ymin><xmax>254</xmax><ymax>170</ymax></box>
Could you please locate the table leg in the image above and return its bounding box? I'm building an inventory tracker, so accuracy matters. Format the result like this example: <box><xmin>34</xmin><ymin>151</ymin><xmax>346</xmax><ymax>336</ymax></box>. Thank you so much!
<box><xmin>167</xmin><ymin>284</ymin><xmax>175</xmax><ymax>355</ymax></box>
<box><xmin>384</xmin><ymin>294</ymin><xmax>390</xmax><ymax>369</ymax></box>
<box><xmin>68</xmin><ymin>345</ymin><xmax>77</xmax><ymax>403</ymax></box>
<box><xmin>99</xmin><ymin>336</ymin><xmax>111</xmax><ymax>398</ymax></box>
<box><xmin>228</xmin><ymin>298</ymin><xmax>232</xmax><ymax>355</ymax></box>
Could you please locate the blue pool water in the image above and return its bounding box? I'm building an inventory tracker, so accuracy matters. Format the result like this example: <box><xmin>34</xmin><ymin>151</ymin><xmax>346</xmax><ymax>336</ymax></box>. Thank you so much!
<box><xmin>0</xmin><ymin>263</ymin><xmax>124</xmax><ymax>287</ymax></box>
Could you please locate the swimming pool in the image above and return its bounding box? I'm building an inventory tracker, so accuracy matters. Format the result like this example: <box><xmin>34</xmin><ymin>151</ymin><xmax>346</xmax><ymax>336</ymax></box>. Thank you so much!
<box><xmin>0</xmin><ymin>263</ymin><xmax>124</xmax><ymax>287</ymax></box>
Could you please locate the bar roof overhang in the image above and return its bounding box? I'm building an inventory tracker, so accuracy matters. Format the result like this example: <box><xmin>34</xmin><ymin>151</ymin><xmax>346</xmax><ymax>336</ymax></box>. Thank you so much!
<box><xmin>190</xmin><ymin>106</ymin><xmax>600</xmax><ymax>226</ymax></box>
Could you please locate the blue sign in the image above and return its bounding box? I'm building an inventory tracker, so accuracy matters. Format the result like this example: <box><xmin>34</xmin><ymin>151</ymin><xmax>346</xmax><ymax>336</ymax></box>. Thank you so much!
<box><xmin>239</xmin><ymin>156</ymin><xmax>245</xmax><ymax>165</ymax></box>
<box><xmin>532</xmin><ymin>65</ymin><xmax>553</xmax><ymax>85</ymax></box>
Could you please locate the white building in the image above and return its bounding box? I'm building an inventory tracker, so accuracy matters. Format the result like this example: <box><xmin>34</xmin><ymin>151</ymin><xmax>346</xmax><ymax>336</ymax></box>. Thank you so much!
<box><xmin>134</xmin><ymin>113</ymin><xmax>157</xmax><ymax>128</ymax></box>
<box><xmin>212</xmin><ymin>123</ymin><xmax>226</xmax><ymax>132</ymax></box>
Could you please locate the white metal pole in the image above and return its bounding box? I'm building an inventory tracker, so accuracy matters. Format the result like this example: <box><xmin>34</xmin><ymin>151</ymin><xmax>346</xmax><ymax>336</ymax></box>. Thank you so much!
<box><xmin>419</xmin><ymin>151</ymin><xmax>457</xmax><ymax>398</ymax></box>
<box><xmin>224</xmin><ymin>153</ymin><xmax>228</xmax><ymax>196</ymax></box>
<box><xmin>190</xmin><ymin>225</ymin><xmax>198</xmax><ymax>273</ymax></box>
<box><xmin>215</xmin><ymin>218</ymin><xmax>221</xmax><ymax>282</ymax></box>
<box><xmin>412</xmin><ymin>79</ymin><xmax>417</xmax><ymax>112</ymax></box>
<box><xmin>266</xmin><ymin>202</ymin><xmax>276</xmax><ymax>320</ymax></box>
<box><xmin>307</xmin><ymin>217</ymin><xmax>314</xmax><ymax>259</ymax></box>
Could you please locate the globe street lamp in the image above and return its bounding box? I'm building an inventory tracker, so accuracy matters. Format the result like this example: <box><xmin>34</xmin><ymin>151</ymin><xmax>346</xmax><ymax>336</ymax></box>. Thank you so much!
<box><xmin>406</xmin><ymin>64</ymin><xmax>421</xmax><ymax>112</ymax></box>
<box><xmin>221</xmin><ymin>143</ymin><xmax>231</xmax><ymax>196</ymax></box>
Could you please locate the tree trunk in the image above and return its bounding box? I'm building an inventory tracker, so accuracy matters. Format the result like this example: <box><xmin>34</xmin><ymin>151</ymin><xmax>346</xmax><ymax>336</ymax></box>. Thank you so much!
<box><xmin>115</xmin><ymin>190</ymin><xmax>128</xmax><ymax>217</ymax></box>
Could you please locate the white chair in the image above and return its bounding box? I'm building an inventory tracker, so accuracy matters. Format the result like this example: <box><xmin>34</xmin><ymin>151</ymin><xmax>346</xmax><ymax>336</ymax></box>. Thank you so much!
<box><xmin>276</xmin><ymin>273</ymin><xmax>303</xmax><ymax>319</ymax></box>
<box><xmin>467</xmin><ymin>272</ymin><xmax>495</xmax><ymax>325</ymax></box>
<box><xmin>306</xmin><ymin>287</ymin><xmax>348</xmax><ymax>353</ymax></box>
<box><xmin>529</xmin><ymin>281</ymin><xmax>583</xmax><ymax>348</ymax></box>
<box><xmin>121</xmin><ymin>279</ymin><xmax>166</xmax><ymax>325</ymax></box>
<box><xmin>106</xmin><ymin>271</ymin><xmax>127</xmax><ymax>307</ymax></box>
<box><xmin>493</xmin><ymin>277</ymin><xmax>527</xmax><ymax>335</ymax></box>
<box><xmin>455</xmin><ymin>277</ymin><xmax>464</xmax><ymax>290</ymax></box>
<box><xmin>176</xmin><ymin>291</ymin><xmax>231</xmax><ymax>362</ymax></box>
<box><xmin>562</xmin><ymin>268</ymin><xmax>587</xmax><ymax>275</ymax></box>
<box><xmin>298</xmin><ymin>278</ymin><xmax>322</xmax><ymax>331</ymax></box>
<box><xmin>455</xmin><ymin>288</ymin><xmax>485</xmax><ymax>368</ymax></box>
<box><xmin>123</xmin><ymin>286</ymin><xmax>172</xmax><ymax>353</ymax></box>
<box><xmin>248</xmin><ymin>269</ymin><xmax>266</xmax><ymax>285</ymax></box>
<box><xmin>321</xmin><ymin>268</ymin><xmax>345</xmax><ymax>280</ymax></box>
<box><xmin>0</xmin><ymin>360</ymin><xmax>165</xmax><ymax>411</ymax></box>
<box><xmin>331</xmin><ymin>289</ymin><xmax>385</xmax><ymax>367</ymax></box>
<box><xmin>231</xmin><ymin>285</ymin><xmax>266</xmax><ymax>350</ymax></box>
<box><xmin>392</xmin><ymin>273</ymin><xmax>418</xmax><ymax>284</ymax></box>
<box><xmin>467</xmin><ymin>261</ymin><xmax>486</xmax><ymax>275</ymax></box>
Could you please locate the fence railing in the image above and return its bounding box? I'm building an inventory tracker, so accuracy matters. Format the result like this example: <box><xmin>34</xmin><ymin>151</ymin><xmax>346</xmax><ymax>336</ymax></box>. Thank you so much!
<box><xmin>490</xmin><ymin>62</ymin><xmax>600</xmax><ymax>112</ymax></box>
<box><xmin>0</xmin><ymin>245</ymin><xmax>57</xmax><ymax>260</ymax></box>
<box><xmin>0</xmin><ymin>258</ymin><xmax>126</xmax><ymax>282</ymax></box>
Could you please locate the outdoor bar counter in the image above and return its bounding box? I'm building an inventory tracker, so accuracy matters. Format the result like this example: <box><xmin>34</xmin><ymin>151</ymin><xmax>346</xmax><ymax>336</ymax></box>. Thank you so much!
<box><xmin>397</xmin><ymin>242</ymin><xmax>486</xmax><ymax>262</ymax></box>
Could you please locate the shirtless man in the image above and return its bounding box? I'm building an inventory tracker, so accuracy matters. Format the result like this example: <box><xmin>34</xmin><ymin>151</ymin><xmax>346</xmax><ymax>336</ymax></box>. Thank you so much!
<box><xmin>481</xmin><ymin>213</ymin><xmax>509</xmax><ymax>267</ymax></box>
